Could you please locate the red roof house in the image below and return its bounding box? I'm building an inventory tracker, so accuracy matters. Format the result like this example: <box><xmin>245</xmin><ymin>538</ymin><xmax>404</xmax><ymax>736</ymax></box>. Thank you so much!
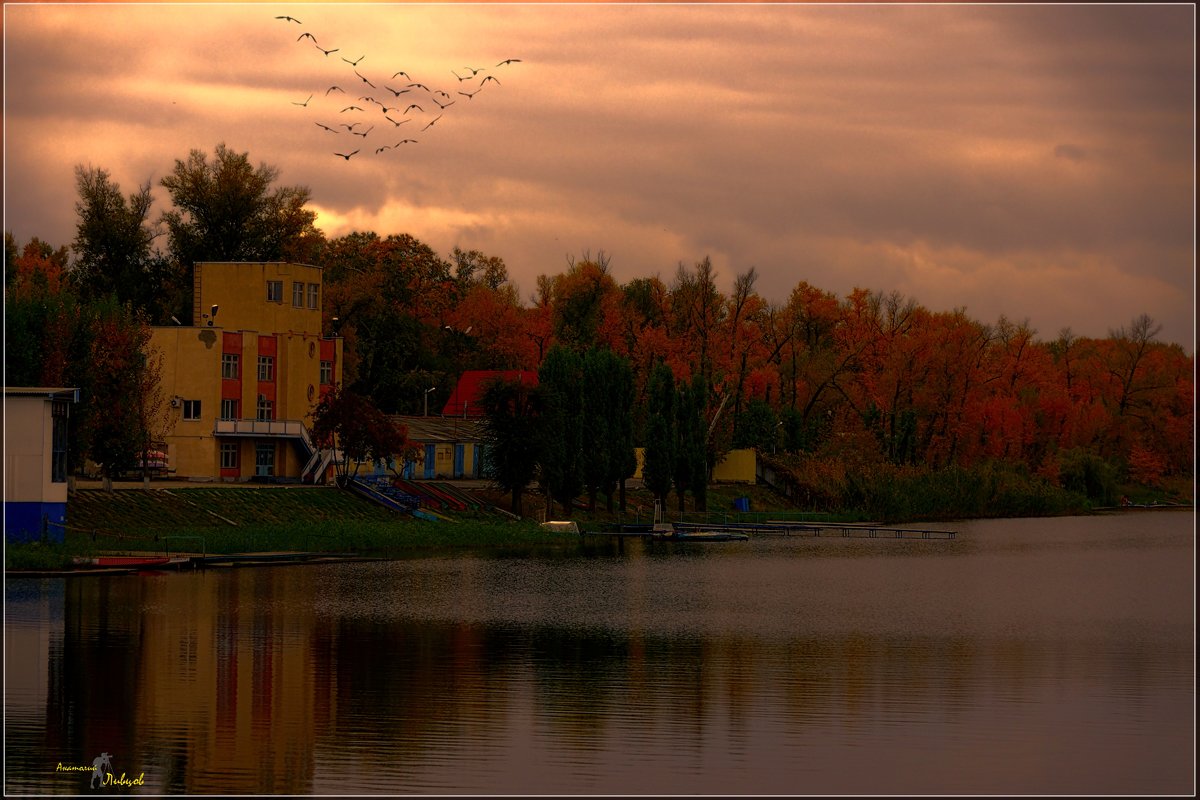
<box><xmin>442</xmin><ymin>370</ymin><xmax>538</xmax><ymax>418</ymax></box>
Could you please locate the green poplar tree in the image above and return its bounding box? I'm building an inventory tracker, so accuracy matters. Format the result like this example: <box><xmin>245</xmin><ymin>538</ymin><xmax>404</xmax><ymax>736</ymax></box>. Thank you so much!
<box><xmin>537</xmin><ymin>346</ymin><xmax>584</xmax><ymax>518</ymax></box>
<box><xmin>477</xmin><ymin>377</ymin><xmax>542</xmax><ymax>517</ymax></box>
<box><xmin>642</xmin><ymin>361</ymin><xmax>676</xmax><ymax>516</ymax></box>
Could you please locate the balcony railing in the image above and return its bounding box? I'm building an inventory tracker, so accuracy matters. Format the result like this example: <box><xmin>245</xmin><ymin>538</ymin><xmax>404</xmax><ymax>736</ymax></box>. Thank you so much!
<box><xmin>213</xmin><ymin>418</ymin><xmax>309</xmax><ymax>441</ymax></box>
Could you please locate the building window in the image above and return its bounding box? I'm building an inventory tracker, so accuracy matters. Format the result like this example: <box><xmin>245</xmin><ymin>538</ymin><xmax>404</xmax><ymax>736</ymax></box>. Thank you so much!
<box><xmin>51</xmin><ymin>401</ymin><xmax>68</xmax><ymax>483</ymax></box>
<box><xmin>320</xmin><ymin>360</ymin><xmax>333</xmax><ymax>385</ymax></box>
<box><xmin>182</xmin><ymin>399</ymin><xmax>201</xmax><ymax>420</ymax></box>
<box><xmin>256</xmin><ymin>394</ymin><xmax>274</xmax><ymax>420</ymax></box>
<box><xmin>266</xmin><ymin>280</ymin><xmax>283</xmax><ymax>303</ymax></box>
<box><xmin>220</xmin><ymin>399</ymin><xmax>239</xmax><ymax>420</ymax></box>
<box><xmin>221</xmin><ymin>353</ymin><xmax>239</xmax><ymax>380</ymax></box>
<box><xmin>292</xmin><ymin>281</ymin><xmax>305</xmax><ymax>308</ymax></box>
<box><xmin>257</xmin><ymin>356</ymin><xmax>274</xmax><ymax>382</ymax></box>
<box><xmin>220</xmin><ymin>443</ymin><xmax>239</xmax><ymax>470</ymax></box>
<box><xmin>255</xmin><ymin>444</ymin><xmax>275</xmax><ymax>477</ymax></box>
<box><xmin>307</xmin><ymin>283</ymin><xmax>319</xmax><ymax>309</ymax></box>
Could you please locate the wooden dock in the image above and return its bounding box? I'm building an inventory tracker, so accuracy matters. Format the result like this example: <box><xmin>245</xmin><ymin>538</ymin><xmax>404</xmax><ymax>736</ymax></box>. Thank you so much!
<box><xmin>675</xmin><ymin>521</ymin><xmax>956</xmax><ymax>540</ymax></box>
<box><xmin>581</xmin><ymin>521</ymin><xmax>956</xmax><ymax>541</ymax></box>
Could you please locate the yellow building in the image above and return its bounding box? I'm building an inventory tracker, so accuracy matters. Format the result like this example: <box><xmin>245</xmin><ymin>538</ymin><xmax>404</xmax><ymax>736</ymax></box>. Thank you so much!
<box><xmin>150</xmin><ymin>262</ymin><xmax>342</xmax><ymax>482</ymax></box>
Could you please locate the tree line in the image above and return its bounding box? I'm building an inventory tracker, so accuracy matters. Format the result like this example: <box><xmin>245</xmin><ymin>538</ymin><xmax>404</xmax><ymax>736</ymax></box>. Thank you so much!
<box><xmin>5</xmin><ymin>143</ymin><xmax>1193</xmax><ymax>509</ymax></box>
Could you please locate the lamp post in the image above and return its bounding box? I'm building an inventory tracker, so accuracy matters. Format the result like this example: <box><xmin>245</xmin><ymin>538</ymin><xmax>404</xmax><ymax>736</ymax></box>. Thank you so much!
<box><xmin>424</xmin><ymin>386</ymin><xmax>437</xmax><ymax>417</ymax></box>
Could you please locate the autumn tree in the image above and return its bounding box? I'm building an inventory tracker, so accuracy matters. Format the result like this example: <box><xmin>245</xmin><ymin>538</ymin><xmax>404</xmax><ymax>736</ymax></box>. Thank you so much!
<box><xmin>670</xmin><ymin>256</ymin><xmax>725</xmax><ymax>388</ymax></box>
<box><xmin>322</xmin><ymin>231</ymin><xmax>456</xmax><ymax>412</ymax></box>
<box><xmin>73</xmin><ymin>299</ymin><xmax>161</xmax><ymax>490</ymax></box>
<box><xmin>310</xmin><ymin>386</ymin><xmax>412</xmax><ymax>484</ymax></box>
<box><xmin>451</xmin><ymin>246</ymin><xmax>509</xmax><ymax>291</ymax></box>
<box><xmin>71</xmin><ymin>165</ymin><xmax>167</xmax><ymax>313</ymax></box>
<box><xmin>547</xmin><ymin>252</ymin><xmax>619</xmax><ymax>351</ymax></box>
<box><xmin>159</xmin><ymin>143</ymin><xmax>321</xmax><ymax>319</ymax></box>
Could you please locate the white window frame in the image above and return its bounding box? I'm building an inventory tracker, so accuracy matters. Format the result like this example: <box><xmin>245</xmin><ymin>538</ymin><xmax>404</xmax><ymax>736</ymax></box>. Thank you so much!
<box><xmin>257</xmin><ymin>356</ymin><xmax>274</xmax><ymax>382</ymax></box>
<box><xmin>220</xmin><ymin>442</ymin><xmax>239</xmax><ymax>470</ymax></box>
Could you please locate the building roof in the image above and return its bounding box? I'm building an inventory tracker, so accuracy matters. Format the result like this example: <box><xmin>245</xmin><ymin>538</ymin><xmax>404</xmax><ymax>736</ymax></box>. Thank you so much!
<box><xmin>391</xmin><ymin>415</ymin><xmax>485</xmax><ymax>443</ymax></box>
<box><xmin>441</xmin><ymin>370</ymin><xmax>537</xmax><ymax>418</ymax></box>
<box><xmin>4</xmin><ymin>387</ymin><xmax>80</xmax><ymax>402</ymax></box>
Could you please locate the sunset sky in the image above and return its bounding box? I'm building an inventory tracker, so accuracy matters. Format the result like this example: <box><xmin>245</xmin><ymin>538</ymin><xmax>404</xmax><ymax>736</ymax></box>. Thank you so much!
<box><xmin>3</xmin><ymin>3</ymin><xmax>1195</xmax><ymax>349</ymax></box>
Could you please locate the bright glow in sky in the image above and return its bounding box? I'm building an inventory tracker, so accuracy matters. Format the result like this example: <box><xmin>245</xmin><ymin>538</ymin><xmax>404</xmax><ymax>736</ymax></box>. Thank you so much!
<box><xmin>3</xmin><ymin>2</ymin><xmax>1195</xmax><ymax>349</ymax></box>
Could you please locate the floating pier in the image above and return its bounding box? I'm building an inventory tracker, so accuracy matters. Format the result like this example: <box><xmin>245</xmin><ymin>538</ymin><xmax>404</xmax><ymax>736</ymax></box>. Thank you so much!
<box><xmin>581</xmin><ymin>520</ymin><xmax>956</xmax><ymax>541</ymax></box>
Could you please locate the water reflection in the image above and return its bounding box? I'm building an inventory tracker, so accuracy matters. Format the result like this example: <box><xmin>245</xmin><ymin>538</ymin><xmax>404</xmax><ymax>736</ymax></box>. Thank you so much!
<box><xmin>5</xmin><ymin>512</ymin><xmax>1194</xmax><ymax>795</ymax></box>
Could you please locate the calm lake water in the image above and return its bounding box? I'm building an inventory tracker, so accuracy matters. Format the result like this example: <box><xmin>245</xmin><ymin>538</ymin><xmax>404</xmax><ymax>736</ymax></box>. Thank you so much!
<box><xmin>5</xmin><ymin>511</ymin><xmax>1194</xmax><ymax>795</ymax></box>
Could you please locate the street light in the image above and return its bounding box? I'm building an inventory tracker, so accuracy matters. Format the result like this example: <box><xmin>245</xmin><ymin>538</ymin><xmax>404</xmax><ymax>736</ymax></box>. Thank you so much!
<box><xmin>424</xmin><ymin>386</ymin><xmax>437</xmax><ymax>417</ymax></box>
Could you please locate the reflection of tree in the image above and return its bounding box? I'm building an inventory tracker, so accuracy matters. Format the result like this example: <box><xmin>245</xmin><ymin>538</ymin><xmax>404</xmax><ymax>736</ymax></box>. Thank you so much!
<box><xmin>51</xmin><ymin>579</ymin><xmax>145</xmax><ymax>780</ymax></box>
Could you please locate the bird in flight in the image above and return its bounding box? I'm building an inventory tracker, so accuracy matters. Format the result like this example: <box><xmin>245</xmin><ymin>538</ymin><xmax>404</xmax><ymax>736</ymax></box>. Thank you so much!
<box><xmin>407</xmin><ymin>82</ymin><xmax>431</xmax><ymax>92</ymax></box>
<box><xmin>355</xmin><ymin>70</ymin><xmax>376</xmax><ymax>88</ymax></box>
<box><xmin>384</xmin><ymin>85</ymin><xmax>410</xmax><ymax>97</ymax></box>
<box><xmin>480</xmin><ymin>76</ymin><xmax>501</xmax><ymax>86</ymax></box>
<box><xmin>342</xmin><ymin>54</ymin><xmax>366</xmax><ymax>67</ymax></box>
<box><xmin>315</xmin><ymin>122</ymin><xmax>338</xmax><ymax>133</ymax></box>
<box><xmin>496</xmin><ymin>58</ymin><xmax>522</xmax><ymax>66</ymax></box>
<box><xmin>298</xmin><ymin>32</ymin><xmax>317</xmax><ymax>43</ymax></box>
<box><xmin>451</xmin><ymin>70</ymin><xmax>472</xmax><ymax>82</ymax></box>
<box><xmin>340</xmin><ymin>122</ymin><xmax>362</xmax><ymax>131</ymax></box>
<box><xmin>462</xmin><ymin>66</ymin><xmax>486</xmax><ymax>76</ymax></box>
<box><xmin>396</xmin><ymin>139</ymin><xmax>418</xmax><ymax>145</ymax></box>
<box><xmin>432</xmin><ymin>97</ymin><xmax>456</xmax><ymax>110</ymax></box>
<box><xmin>292</xmin><ymin>94</ymin><xmax>313</xmax><ymax>107</ymax></box>
<box><xmin>383</xmin><ymin>115</ymin><xmax>411</xmax><ymax>127</ymax></box>
<box><xmin>350</xmin><ymin>126</ymin><xmax>374</xmax><ymax>138</ymax></box>
<box><xmin>391</xmin><ymin>71</ymin><xmax>411</xmax><ymax>80</ymax></box>
<box><xmin>334</xmin><ymin>150</ymin><xmax>360</xmax><ymax>160</ymax></box>
<box><xmin>403</xmin><ymin>104</ymin><xmax>423</xmax><ymax>114</ymax></box>
<box><xmin>421</xmin><ymin>114</ymin><xmax>443</xmax><ymax>131</ymax></box>
<box><xmin>375</xmin><ymin>145</ymin><xmax>392</xmax><ymax>154</ymax></box>
<box><xmin>341</xmin><ymin>105</ymin><xmax>364</xmax><ymax>113</ymax></box>
<box><xmin>315</xmin><ymin>45</ymin><xmax>339</xmax><ymax>56</ymax></box>
<box><xmin>326</xmin><ymin>85</ymin><xmax>344</xmax><ymax>95</ymax></box>
<box><xmin>275</xmin><ymin>15</ymin><xmax>301</xmax><ymax>23</ymax></box>
<box><xmin>458</xmin><ymin>88</ymin><xmax>482</xmax><ymax>99</ymax></box>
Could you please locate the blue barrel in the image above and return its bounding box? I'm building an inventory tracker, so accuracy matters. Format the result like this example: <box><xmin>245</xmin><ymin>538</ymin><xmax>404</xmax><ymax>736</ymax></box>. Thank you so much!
<box><xmin>733</xmin><ymin>496</ymin><xmax>750</xmax><ymax>512</ymax></box>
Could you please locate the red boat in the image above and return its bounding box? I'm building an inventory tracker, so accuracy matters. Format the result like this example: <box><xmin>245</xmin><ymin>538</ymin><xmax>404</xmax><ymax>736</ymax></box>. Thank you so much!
<box><xmin>78</xmin><ymin>556</ymin><xmax>173</xmax><ymax>568</ymax></box>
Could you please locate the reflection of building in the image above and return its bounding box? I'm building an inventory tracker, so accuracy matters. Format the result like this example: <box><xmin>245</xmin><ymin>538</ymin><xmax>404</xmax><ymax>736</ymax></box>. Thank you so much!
<box><xmin>3</xmin><ymin>387</ymin><xmax>78</xmax><ymax>542</ymax></box>
<box><xmin>149</xmin><ymin>262</ymin><xmax>342</xmax><ymax>482</ymax></box>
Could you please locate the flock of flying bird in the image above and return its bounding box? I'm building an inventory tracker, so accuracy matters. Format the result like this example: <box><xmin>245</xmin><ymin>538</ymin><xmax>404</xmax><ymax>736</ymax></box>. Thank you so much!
<box><xmin>274</xmin><ymin>14</ymin><xmax>520</xmax><ymax>160</ymax></box>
